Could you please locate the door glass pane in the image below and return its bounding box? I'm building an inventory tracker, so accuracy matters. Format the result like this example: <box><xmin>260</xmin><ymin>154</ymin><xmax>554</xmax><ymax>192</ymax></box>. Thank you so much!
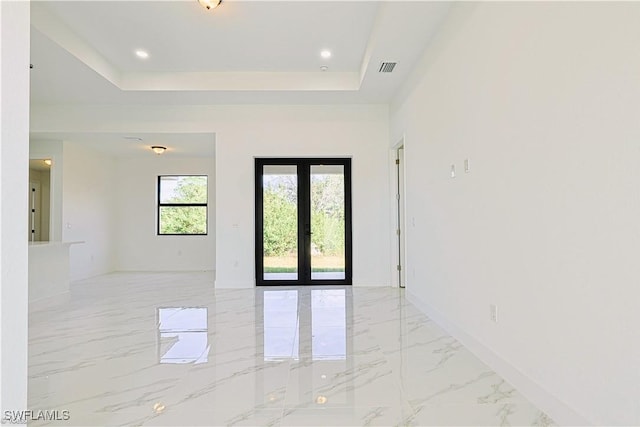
<box><xmin>263</xmin><ymin>165</ymin><xmax>298</xmax><ymax>281</ymax></box>
<box><xmin>310</xmin><ymin>165</ymin><xmax>345</xmax><ymax>280</ymax></box>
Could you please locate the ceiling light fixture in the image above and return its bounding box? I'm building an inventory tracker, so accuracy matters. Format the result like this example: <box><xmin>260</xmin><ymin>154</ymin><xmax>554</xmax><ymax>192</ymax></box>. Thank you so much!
<box><xmin>135</xmin><ymin>50</ymin><xmax>149</xmax><ymax>59</ymax></box>
<box><xmin>198</xmin><ymin>0</ymin><xmax>222</xmax><ymax>11</ymax></box>
<box><xmin>43</xmin><ymin>159</ymin><xmax>52</xmax><ymax>166</ymax></box>
<box><xmin>151</xmin><ymin>146</ymin><xmax>167</xmax><ymax>155</ymax></box>
<box><xmin>320</xmin><ymin>50</ymin><xmax>332</xmax><ymax>59</ymax></box>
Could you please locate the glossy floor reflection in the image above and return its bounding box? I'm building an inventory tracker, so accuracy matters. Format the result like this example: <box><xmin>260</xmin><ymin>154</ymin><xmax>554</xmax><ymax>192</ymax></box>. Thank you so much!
<box><xmin>28</xmin><ymin>272</ymin><xmax>554</xmax><ymax>426</ymax></box>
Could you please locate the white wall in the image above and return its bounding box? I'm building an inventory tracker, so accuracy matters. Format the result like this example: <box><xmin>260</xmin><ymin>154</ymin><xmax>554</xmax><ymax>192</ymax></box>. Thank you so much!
<box><xmin>391</xmin><ymin>3</ymin><xmax>640</xmax><ymax>425</ymax></box>
<box><xmin>215</xmin><ymin>106</ymin><xmax>391</xmax><ymax>288</ymax></box>
<box><xmin>115</xmin><ymin>156</ymin><xmax>215</xmax><ymax>271</ymax></box>
<box><xmin>28</xmin><ymin>243</ymin><xmax>74</xmax><ymax>303</ymax></box>
<box><xmin>62</xmin><ymin>141</ymin><xmax>116</xmax><ymax>281</ymax></box>
<box><xmin>30</xmin><ymin>105</ymin><xmax>392</xmax><ymax>288</ymax></box>
<box><xmin>0</xmin><ymin>0</ymin><xmax>29</xmax><ymax>418</ymax></box>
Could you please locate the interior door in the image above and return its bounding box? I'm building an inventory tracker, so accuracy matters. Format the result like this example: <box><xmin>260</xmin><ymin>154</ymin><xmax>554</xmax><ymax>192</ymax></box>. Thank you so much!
<box><xmin>255</xmin><ymin>158</ymin><xmax>352</xmax><ymax>285</ymax></box>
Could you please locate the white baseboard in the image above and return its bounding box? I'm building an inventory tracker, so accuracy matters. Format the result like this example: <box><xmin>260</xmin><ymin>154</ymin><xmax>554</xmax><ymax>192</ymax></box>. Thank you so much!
<box><xmin>352</xmin><ymin>281</ymin><xmax>390</xmax><ymax>287</ymax></box>
<box><xmin>215</xmin><ymin>279</ymin><xmax>255</xmax><ymax>288</ymax></box>
<box><xmin>406</xmin><ymin>290</ymin><xmax>590</xmax><ymax>426</ymax></box>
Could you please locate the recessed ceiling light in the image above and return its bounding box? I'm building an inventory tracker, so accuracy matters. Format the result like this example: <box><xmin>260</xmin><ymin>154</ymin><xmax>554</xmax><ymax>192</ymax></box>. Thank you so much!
<box><xmin>320</xmin><ymin>50</ymin><xmax>332</xmax><ymax>59</ymax></box>
<box><xmin>135</xmin><ymin>50</ymin><xmax>149</xmax><ymax>59</ymax></box>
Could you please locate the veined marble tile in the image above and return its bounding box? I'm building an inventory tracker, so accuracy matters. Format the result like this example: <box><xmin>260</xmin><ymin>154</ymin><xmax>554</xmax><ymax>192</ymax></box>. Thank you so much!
<box><xmin>285</xmin><ymin>356</ymin><xmax>403</xmax><ymax>409</ymax></box>
<box><xmin>387</xmin><ymin>340</ymin><xmax>530</xmax><ymax>408</ymax></box>
<box><xmin>280</xmin><ymin>405</ymin><xmax>413</xmax><ymax>427</ymax></box>
<box><xmin>167</xmin><ymin>358</ymin><xmax>291</xmax><ymax>414</ymax></box>
<box><xmin>28</xmin><ymin>358</ymin><xmax>192</xmax><ymax>422</ymax></box>
<box><xmin>28</xmin><ymin>272</ymin><xmax>553</xmax><ymax>427</ymax></box>
<box><xmin>403</xmin><ymin>403</ymin><xmax>556</xmax><ymax>427</ymax></box>
<box><xmin>140</xmin><ymin>408</ymin><xmax>283</xmax><ymax>427</ymax></box>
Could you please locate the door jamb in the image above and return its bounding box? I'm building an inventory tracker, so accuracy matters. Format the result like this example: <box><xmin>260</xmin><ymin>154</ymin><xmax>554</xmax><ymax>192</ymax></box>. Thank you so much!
<box><xmin>390</xmin><ymin>136</ymin><xmax>406</xmax><ymax>289</ymax></box>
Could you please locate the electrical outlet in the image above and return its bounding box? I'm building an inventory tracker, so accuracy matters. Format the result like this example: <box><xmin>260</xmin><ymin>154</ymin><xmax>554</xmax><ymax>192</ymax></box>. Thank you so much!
<box><xmin>490</xmin><ymin>304</ymin><xmax>498</xmax><ymax>322</ymax></box>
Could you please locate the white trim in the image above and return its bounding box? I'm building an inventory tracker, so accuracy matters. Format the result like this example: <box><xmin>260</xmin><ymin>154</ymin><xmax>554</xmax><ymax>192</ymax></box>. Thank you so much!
<box><xmin>351</xmin><ymin>282</ymin><xmax>389</xmax><ymax>287</ymax></box>
<box><xmin>215</xmin><ymin>279</ymin><xmax>256</xmax><ymax>289</ymax></box>
<box><xmin>389</xmin><ymin>134</ymin><xmax>406</xmax><ymax>289</ymax></box>
<box><xmin>388</xmin><ymin>147</ymin><xmax>400</xmax><ymax>288</ymax></box>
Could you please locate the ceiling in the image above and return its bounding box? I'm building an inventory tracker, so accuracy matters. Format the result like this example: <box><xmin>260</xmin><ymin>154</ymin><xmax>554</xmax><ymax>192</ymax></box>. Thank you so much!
<box><xmin>29</xmin><ymin>159</ymin><xmax>52</xmax><ymax>172</ymax></box>
<box><xmin>30</xmin><ymin>132</ymin><xmax>216</xmax><ymax>157</ymax></box>
<box><xmin>41</xmin><ymin>1</ymin><xmax>378</xmax><ymax>73</ymax></box>
<box><xmin>29</xmin><ymin>1</ymin><xmax>451</xmax><ymax>156</ymax></box>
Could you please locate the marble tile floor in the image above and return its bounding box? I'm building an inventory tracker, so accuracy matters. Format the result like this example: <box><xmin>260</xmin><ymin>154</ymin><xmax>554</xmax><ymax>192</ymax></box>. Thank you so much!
<box><xmin>28</xmin><ymin>272</ymin><xmax>554</xmax><ymax>427</ymax></box>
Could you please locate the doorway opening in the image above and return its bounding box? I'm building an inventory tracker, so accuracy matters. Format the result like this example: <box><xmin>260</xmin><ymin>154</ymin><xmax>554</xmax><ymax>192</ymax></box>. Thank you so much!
<box><xmin>255</xmin><ymin>158</ymin><xmax>352</xmax><ymax>286</ymax></box>
<box><xmin>28</xmin><ymin>159</ymin><xmax>52</xmax><ymax>242</ymax></box>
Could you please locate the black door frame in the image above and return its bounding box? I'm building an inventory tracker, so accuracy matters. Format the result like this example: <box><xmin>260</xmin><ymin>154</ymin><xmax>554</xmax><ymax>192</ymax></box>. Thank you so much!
<box><xmin>255</xmin><ymin>158</ymin><xmax>352</xmax><ymax>286</ymax></box>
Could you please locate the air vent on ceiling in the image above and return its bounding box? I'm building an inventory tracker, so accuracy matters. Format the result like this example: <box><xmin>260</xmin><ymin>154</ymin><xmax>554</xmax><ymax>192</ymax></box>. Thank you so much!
<box><xmin>379</xmin><ymin>62</ymin><xmax>397</xmax><ymax>73</ymax></box>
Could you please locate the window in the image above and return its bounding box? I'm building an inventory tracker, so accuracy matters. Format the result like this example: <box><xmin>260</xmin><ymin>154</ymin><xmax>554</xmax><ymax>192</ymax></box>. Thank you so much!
<box><xmin>158</xmin><ymin>175</ymin><xmax>208</xmax><ymax>235</ymax></box>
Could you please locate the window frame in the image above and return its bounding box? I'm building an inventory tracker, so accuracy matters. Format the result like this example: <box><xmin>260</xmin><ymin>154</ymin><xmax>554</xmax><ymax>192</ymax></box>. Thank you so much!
<box><xmin>157</xmin><ymin>175</ymin><xmax>208</xmax><ymax>236</ymax></box>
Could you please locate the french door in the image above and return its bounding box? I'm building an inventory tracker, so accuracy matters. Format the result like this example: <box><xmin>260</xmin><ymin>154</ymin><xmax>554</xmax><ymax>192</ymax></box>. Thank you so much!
<box><xmin>255</xmin><ymin>158</ymin><xmax>352</xmax><ymax>286</ymax></box>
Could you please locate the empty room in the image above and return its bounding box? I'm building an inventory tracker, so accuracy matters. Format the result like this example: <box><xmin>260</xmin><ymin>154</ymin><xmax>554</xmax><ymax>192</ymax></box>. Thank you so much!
<box><xmin>1</xmin><ymin>1</ymin><xmax>639</xmax><ymax>426</ymax></box>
